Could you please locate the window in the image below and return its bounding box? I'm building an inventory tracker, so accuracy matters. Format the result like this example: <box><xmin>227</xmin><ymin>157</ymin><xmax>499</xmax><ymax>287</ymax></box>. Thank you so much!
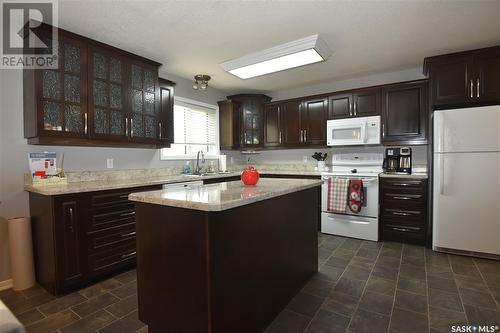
<box><xmin>160</xmin><ymin>97</ymin><xmax>219</xmax><ymax>159</ymax></box>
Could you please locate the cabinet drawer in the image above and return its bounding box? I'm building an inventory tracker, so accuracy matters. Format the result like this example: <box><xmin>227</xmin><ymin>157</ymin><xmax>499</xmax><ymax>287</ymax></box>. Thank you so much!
<box><xmin>381</xmin><ymin>207</ymin><xmax>426</xmax><ymax>224</ymax></box>
<box><xmin>381</xmin><ymin>224</ymin><xmax>425</xmax><ymax>244</ymax></box>
<box><xmin>381</xmin><ymin>192</ymin><xmax>426</xmax><ymax>205</ymax></box>
<box><xmin>89</xmin><ymin>206</ymin><xmax>135</xmax><ymax>231</ymax></box>
<box><xmin>91</xmin><ymin>191</ymin><xmax>132</xmax><ymax>208</ymax></box>
<box><xmin>87</xmin><ymin>223</ymin><xmax>136</xmax><ymax>254</ymax></box>
<box><xmin>381</xmin><ymin>178</ymin><xmax>425</xmax><ymax>190</ymax></box>
<box><xmin>87</xmin><ymin>242</ymin><xmax>136</xmax><ymax>276</ymax></box>
<box><xmin>90</xmin><ymin>185</ymin><xmax>162</xmax><ymax>208</ymax></box>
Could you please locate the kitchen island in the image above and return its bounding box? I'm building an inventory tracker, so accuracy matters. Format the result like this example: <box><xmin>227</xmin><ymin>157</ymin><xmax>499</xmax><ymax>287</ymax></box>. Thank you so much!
<box><xmin>128</xmin><ymin>178</ymin><xmax>322</xmax><ymax>333</ymax></box>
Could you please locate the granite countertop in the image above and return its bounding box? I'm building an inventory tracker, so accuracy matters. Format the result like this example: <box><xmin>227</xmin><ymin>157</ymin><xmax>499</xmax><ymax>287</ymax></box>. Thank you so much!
<box><xmin>128</xmin><ymin>178</ymin><xmax>323</xmax><ymax>211</ymax></box>
<box><xmin>24</xmin><ymin>170</ymin><xmax>322</xmax><ymax>195</ymax></box>
<box><xmin>24</xmin><ymin>173</ymin><xmax>239</xmax><ymax>196</ymax></box>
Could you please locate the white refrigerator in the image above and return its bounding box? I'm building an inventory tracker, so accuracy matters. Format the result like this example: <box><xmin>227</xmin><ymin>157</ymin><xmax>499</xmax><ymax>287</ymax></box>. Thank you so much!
<box><xmin>433</xmin><ymin>105</ymin><xmax>500</xmax><ymax>256</ymax></box>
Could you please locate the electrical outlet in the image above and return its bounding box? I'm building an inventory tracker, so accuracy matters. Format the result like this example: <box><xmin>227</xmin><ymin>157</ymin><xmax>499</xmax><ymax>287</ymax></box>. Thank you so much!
<box><xmin>302</xmin><ymin>156</ymin><xmax>308</xmax><ymax>163</ymax></box>
<box><xmin>106</xmin><ymin>158</ymin><xmax>114</xmax><ymax>169</ymax></box>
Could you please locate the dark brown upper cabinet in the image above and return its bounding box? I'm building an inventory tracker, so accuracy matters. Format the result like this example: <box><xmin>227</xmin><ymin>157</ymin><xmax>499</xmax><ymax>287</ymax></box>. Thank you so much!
<box><xmin>424</xmin><ymin>45</ymin><xmax>500</xmax><ymax>108</ymax></box>
<box><xmin>381</xmin><ymin>80</ymin><xmax>428</xmax><ymax>145</ymax></box>
<box><xmin>263</xmin><ymin>103</ymin><xmax>282</xmax><ymax>147</ymax></box>
<box><xmin>158</xmin><ymin>78</ymin><xmax>175</xmax><ymax>148</ymax></box>
<box><xmin>218</xmin><ymin>100</ymin><xmax>241</xmax><ymax>150</ymax></box>
<box><xmin>353</xmin><ymin>88</ymin><xmax>381</xmax><ymax>117</ymax></box>
<box><xmin>23</xmin><ymin>24</ymin><xmax>165</xmax><ymax>148</ymax></box>
<box><xmin>328</xmin><ymin>93</ymin><xmax>352</xmax><ymax>119</ymax></box>
<box><xmin>264</xmin><ymin>98</ymin><xmax>327</xmax><ymax>148</ymax></box>
<box><xmin>328</xmin><ymin>89</ymin><xmax>380</xmax><ymax>119</ymax></box>
<box><xmin>225</xmin><ymin>94</ymin><xmax>272</xmax><ymax>149</ymax></box>
<box><xmin>475</xmin><ymin>47</ymin><xmax>500</xmax><ymax>102</ymax></box>
<box><xmin>282</xmin><ymin>100</ymin><xmax>302</xmax><ymax>147</ymax></box>
<box><xmin>128</xmin><ymin>61</ymin><xmax>160</xmax><ymax>145</ymax></box>
<box><xmin>301</xmin><ymin>97</ymin><xmax>328</xmax><ymax>146</ymax></box>
<box><xmin>24</xmin><ymin>30</ymin><xmax>88</xmax><ymax>141</ymax></box>
<box><xmin>88</xmin><ymin>45</ymin><xmax>128</xmax><ymax>142</ymax></box>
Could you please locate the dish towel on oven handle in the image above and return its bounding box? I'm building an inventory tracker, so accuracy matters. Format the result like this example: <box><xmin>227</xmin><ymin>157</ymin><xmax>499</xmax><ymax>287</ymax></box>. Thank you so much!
<box><xmin>327</xmin><ymin>177</ymin><xmax>349</xmax><ymax>213</ymax></box>
<box><xmin>348</xmin><ymin>179</ymin><xmax>364</xmax><ymax>213</ymax></box>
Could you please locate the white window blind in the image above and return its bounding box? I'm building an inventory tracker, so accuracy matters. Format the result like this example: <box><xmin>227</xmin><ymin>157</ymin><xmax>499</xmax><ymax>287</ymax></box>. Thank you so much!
<box><xmin>161</xmin><ymin>98</ymin><xmax>219</xmax><ymax>159</ymax></box>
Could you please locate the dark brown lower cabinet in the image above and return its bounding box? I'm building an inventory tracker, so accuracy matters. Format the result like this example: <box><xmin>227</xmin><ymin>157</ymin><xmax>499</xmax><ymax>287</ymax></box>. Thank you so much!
<box><xmin>379</xmin><ymin>177</ymin><xmax>428</xmax><ymax>245</ymax></box>
<box><xmin>29</xmin><ymin>184</ymin><xmax>161</xmax><ymax>295</ymax></box>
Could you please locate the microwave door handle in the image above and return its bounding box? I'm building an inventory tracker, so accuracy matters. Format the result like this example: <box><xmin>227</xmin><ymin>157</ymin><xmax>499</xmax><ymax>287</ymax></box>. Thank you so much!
<box><xmin>361</xmin><ymin>121</ymin><xmax>368</xmax><ymax>143</ymax></box>
<box><xmin>363</xmin><ymin>122</ymin><xmax>368</xmax><ymax>143</ymax></box>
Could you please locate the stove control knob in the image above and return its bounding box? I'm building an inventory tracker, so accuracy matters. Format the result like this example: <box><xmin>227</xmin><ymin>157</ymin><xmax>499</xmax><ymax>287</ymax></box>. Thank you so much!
<box><xmin>351</xmin><ymin>169</ymin><xmax>357</xmax><ymax>173</ymax></box>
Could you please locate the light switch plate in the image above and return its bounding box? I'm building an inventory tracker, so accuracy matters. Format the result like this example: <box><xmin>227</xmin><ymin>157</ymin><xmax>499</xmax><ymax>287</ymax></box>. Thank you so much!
<box><xmin>106</xmin><ymin>158</ymin><xmax>114</xmax><ymax>169</ymax></box>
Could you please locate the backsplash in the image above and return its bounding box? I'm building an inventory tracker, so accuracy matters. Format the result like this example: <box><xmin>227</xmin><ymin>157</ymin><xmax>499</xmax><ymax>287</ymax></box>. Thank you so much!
<box><xmin>222</xmin><ymin>145</ymin><xmax>428</xmax><ymax>170</ymax></box>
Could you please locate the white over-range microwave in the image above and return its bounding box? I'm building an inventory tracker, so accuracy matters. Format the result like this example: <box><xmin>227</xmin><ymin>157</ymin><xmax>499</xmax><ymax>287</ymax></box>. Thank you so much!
<box><xmin>326</xmin><ymin>116</ymin><xmax>381</xmax><ymax>146</ymax></box>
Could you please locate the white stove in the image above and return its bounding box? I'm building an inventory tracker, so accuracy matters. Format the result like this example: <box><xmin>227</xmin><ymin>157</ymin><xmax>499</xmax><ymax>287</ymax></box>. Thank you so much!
<box><xmin>321</xmin><ymin>154</ymin><xmax>383</xmax><ymax>241</ymax></box>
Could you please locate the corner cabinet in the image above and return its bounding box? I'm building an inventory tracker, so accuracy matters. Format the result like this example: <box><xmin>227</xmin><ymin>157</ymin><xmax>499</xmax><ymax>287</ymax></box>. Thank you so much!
<box><xmin>424</xmin><ymin>45</ymin><xmax>500</xmax><ymax>108</ymax></box>
<box><xmin>23</xmin><ymin>25</ymin><xmax>170</xmax><ymax>148</ymax></box>
<box><xmin>219</xmin><ymin>94</ymin><xmax>271</xmax><ymax>150</ymax></box>
<box><xmin>381</xmin><ymin>80</ymin><xmax>428</xmax><ymax>145</ymax></box>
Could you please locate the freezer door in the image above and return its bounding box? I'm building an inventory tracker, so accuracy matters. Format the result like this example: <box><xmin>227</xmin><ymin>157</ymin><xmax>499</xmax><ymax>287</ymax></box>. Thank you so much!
<box><xmin>433</xmin><ymin>152</ymin><xmax>500</xmax><ymax>255</ymax></box>
<box><xmin>434</xmin><ymin>105</ymin><xmax>500</xmax><ymax>153</ymax></box>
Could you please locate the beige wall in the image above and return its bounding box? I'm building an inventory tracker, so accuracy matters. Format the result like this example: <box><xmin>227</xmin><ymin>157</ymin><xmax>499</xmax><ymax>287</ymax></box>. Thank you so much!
<box><xmin>0</xmin><ymin>69</ymin><xmax>228</xmax><ymax>283</ymax></box>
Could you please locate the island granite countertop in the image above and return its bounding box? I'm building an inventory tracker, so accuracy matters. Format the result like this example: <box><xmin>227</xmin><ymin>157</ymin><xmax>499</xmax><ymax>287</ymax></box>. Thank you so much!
<box><xmin>128</xmin><ymin>178</ymin><xmax>323</xmax><ymax>211</ymax></box>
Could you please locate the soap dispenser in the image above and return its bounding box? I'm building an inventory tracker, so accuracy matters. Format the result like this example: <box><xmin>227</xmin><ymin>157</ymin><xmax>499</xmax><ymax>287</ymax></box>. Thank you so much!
<box><xmin>182</xmin><ymin>161</ymin><xmax>191</xmax><ymax>174</ymax></box>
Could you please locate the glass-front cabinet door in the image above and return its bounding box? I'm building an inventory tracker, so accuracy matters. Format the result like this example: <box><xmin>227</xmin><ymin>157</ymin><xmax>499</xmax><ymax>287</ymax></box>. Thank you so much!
<box><xmin>88</xmin><ymin>46</ymin><xmax>128</xmax><ymax>140</ymax></box>
<box><xmin>129</xmin><ymin>62</ymin><xmax>159</xmax><ymax>143</ymax></box>
<box><xmin>243</xmin><ymin>97</ymin><xmax>262</xmax><ymax>146</ymax></box>
<box><xmin>38</xmin><ymin>35</ymin><xmax>87</xmax><ymax>138</ymax></box>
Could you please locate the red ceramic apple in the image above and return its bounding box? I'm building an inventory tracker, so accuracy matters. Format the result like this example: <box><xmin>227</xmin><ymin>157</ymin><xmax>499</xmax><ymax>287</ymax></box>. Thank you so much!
<box><xmin>241</xmin><ymin>165</ymin><xmax>260</xmax><ymax>186</ymax></box>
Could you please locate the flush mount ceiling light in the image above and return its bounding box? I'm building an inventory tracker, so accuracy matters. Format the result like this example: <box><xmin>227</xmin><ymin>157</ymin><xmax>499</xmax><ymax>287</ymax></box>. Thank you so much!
<box><xmin>220</xmin><ymin>35</ymin><xmax>332</xmax><ymax>79</ymax></box>
<box><xmin>192</xmin><ymin>74</ymin><xmax>211</xmax><ymax>90</ymax></box>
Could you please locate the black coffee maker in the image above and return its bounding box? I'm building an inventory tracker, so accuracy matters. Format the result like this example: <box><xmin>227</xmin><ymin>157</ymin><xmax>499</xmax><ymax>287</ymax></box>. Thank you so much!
<box><xmin>383</xmin><ymin>147</ymin><xmax>412</xmax><ymax>174</ymax></box>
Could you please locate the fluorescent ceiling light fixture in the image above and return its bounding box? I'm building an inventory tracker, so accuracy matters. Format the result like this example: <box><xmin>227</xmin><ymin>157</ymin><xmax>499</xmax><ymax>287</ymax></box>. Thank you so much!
<box><xmin>220</xmin><ymin>34</ymin><xmax>331</xmax><ymax>79</ymax></box>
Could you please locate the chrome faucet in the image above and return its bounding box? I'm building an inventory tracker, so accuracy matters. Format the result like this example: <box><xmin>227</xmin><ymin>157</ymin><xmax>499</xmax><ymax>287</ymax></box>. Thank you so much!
<box><xmin>195</xmin><ymin>150</ymin><xmax>205</xmax><ymax>175</ymax></box>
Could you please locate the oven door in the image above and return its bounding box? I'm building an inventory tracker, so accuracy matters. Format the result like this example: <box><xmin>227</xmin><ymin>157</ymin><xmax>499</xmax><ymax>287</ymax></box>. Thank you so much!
<box><xmin>327</xmin><ymin>121</ymin><xmax>367</xmax><ymax>146</ymax></box>
<box><xmin>322</xmin><ymin>175</ymin><xmax>379</xmax><ymax>218</ymax></box>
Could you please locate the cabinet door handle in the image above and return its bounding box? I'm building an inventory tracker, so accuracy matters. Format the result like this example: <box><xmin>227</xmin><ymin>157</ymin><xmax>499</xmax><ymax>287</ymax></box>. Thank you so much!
<box><xmin>389</xmin><ymin>182</ymin><xmax>421</xmax><ymax>186</ymax></box>
<box><xmin>304</xmin><ymin>129</ymin><xmax>307</xmax><ymax>142</ymax></box>
<box><xmin>382</xmin><ymin>123</ymin><xmax>385</xmax><ymax>138</ymax></box>
<box><xmin>349</xmin><ymin>102</ymin><xmax>352</xmax><ymax>116</ymax></box>
<box><xmin>130</xmin><ymin>118</ymin><xmax>134</xmax><ymax>138</ymax></box>
<box><xmin>68</xmin><ymin>208</ymin><xmax>74</xmax><ymax>233</ymax></box>
<box><xmin>391</xmin><ymin>195</ymin><xmax>421</xmax><ymax>200</ymax></box>
<box><xmin>279</xmin><ymin>131</ymin><xmax>282</xmax><ymax>144</ymax></box>
<box><xmin>244</xmin><ymin>132</ymin><xmax>247</xmax><ymax>144</ymax></box>
<box><xmin>470</xmin><ymin>79</ymin><xmax>474</xmax><ymax>98</ymax></box>
<box><xmin>120</xmin><ymin>211</ymin><xmax>135</xmax><ymax>217</ymax></box>
<box><xmin>392</xmin><ymin>211</ymin><xmax>411</xmax><ymax>216</ymax></box>
<box><xmin>121</xmin><ymin>251</ymin><xmax>136</xmax><ymax>259</ymax></box>
<box><xmin>159</xmin><ymin>122</ymin><xmax>162</xmax><ymax>140</ymax></box>
<box><xmin>119</xmin><ymin>194</ymin><xmax>129</xmax><ymax>199</ymax></box>
<box><xmin>353</xmin><ymin>102</ymin><xmax>357</xmax><ymax>116</ymax></box>
<box><xmin>84</xmin><ymin>113</ymin><xmax>88</xmax><ymax>135</ymax></box>
<box><xmin>121</xmin><ymin>231</ymin><xmax>136</xmax><ymax>237</ymax></box>
<box><xmin>476</xmin><ymin>79</ymin><xmax>480</xmax><ymax>98</ymax></box>
<box><xmin>125</xmin><ymin>117</ymin><xmax>129</xmax><ymax>136</ymax></box>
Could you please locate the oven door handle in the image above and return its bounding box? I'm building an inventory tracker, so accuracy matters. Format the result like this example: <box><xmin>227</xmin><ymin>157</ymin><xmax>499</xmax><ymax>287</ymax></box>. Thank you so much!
<box><xmin>326</xmin><ymin>214</ymin><xmax>370</xmax><ymax>225</ymax></box>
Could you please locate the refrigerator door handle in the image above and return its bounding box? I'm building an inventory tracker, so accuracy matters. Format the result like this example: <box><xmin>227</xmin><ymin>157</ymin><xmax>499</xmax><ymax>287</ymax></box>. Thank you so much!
<box><xmin>437</xmin><ymin>113</ymin><xmax>445</xmax><ymax>153</ymax></box>
<box><xmin>439</xmin><ymin>153</ymin><xmax>445</xmax><ymax>195</ymax></box>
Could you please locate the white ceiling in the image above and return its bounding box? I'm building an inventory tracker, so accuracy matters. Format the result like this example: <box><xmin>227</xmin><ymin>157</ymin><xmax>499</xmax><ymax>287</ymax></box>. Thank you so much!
<box><xmin>59</xmin><ymin>0</ymin><xmax>500</xmax><ymax>94</ymax></box>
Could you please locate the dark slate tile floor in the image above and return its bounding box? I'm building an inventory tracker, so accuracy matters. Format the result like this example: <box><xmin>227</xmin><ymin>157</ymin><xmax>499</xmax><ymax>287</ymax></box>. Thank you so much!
<box><xmin>1</xmin><ymin>233</ymin><xmax>499</xmax><ymax>333</ymax></box>
<box><xmin>266</xmin><ymin>233</ymin><xmax>500</xmax><ymax>333</ymax></box>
